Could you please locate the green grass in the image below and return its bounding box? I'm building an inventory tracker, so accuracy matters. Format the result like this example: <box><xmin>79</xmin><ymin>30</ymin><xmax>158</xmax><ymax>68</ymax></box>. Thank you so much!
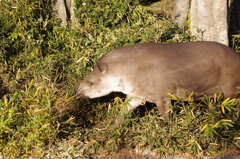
<box><xmin>0</xmin><ymin>0</ymin><xmax>240</xmax><ymax>158</ymax></box>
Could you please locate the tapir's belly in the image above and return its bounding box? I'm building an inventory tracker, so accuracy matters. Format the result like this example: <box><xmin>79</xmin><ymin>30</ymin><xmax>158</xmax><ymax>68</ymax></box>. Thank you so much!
<box><xmin>123</xmin><ymin>60</ymin><xmax>222</xmax><ymax>102</ymax></box>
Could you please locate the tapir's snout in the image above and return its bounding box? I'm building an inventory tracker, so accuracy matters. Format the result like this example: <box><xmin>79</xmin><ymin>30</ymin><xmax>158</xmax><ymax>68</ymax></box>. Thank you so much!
<box><xmin>75</xmin><ymin>86</ymin><xmax>89</xmax><ymax>99</ymax></box>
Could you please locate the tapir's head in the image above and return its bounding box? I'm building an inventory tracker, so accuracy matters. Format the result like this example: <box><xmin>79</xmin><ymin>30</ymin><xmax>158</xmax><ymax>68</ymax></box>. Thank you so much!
<box><xmin>75</xmin><ymin>62</ymin><xmax>120</xmax><ymax>99</ymax></box>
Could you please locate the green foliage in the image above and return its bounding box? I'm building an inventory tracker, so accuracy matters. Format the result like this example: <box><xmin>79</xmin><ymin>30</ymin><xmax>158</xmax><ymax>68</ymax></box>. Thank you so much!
<box><xmin>232</xmin><ymin>35</ymin><xmax>240</xmax><ymax>52</ymax></box>
<box><xmin>0</xmin><ymin>0</ymin><xmax>239</xmax><ymax>158</ymax></box>
<box><xmin>0</xmin><ymin>79</ymin><xmax>59</xmax><ymax>158</ymax></box>
<box><xmin>75</xmin><ymin>0</ymin><xmax>142</xmax><ymax>29</ymax></box>
<box><xmin>0</xmin><ymin>0</ymin><xmax>54</xmax><ymax>64</ymax></box>
<box><xmin>77</xmin><ymin>93</ymin><xmax>240</xmax><ymax>156</ymax></box>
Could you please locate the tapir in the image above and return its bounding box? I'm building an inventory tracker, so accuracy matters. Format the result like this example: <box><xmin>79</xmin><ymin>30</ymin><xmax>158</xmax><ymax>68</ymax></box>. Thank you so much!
<box><xmin>75</xmin><ymin>41</ymin><xmax>240</xmax><ymax>125</ymax></box>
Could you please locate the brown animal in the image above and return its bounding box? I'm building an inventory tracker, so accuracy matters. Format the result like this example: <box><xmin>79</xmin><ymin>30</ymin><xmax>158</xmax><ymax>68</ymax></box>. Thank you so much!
<box><xmin>76</xmin><ymin>41</ymin><xmax>240</xmax><ymax>125</ymax></box>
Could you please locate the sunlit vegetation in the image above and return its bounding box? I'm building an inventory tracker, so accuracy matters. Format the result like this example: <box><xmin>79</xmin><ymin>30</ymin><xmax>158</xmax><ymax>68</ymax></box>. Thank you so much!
<box><xmin>0</xmin><ymin>0</ymin><xmax>239</xmax><ymax>158</ymax></box>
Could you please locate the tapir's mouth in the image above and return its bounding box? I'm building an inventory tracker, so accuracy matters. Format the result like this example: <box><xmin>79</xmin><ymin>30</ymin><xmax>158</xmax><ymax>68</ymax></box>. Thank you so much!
<box><xmin>75</xmin><ymin>93</ymin><xmax>89</xmax><ymax>99</ymax></box>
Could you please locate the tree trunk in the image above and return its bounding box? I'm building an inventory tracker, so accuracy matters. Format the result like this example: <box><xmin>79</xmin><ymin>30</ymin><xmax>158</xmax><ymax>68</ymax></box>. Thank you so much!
<box><xmin>190</xmin><ymin>0</ymin><xmax>230</xmax><ymax>45</ymax></box>
<box><xmin>53</xmin><ymin>0</ymin><xmax>78</xmax><ymax>27</ymax></box>
<box><xmin>173</xmin><ymin>0</ymin><xmax>190</xmax><ymax>28</ymax></box>
<box><xmin>174</xmin><ymin>0</ymin><xmax>230</xmax><ymax>45</ymax></box>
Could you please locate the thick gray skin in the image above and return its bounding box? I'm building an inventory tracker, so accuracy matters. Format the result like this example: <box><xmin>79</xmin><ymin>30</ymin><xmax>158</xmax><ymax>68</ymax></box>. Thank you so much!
<box><xmin>76</xmin><ymin>41</ymin><xmax>240</xmax><ymax>125</ymax></box>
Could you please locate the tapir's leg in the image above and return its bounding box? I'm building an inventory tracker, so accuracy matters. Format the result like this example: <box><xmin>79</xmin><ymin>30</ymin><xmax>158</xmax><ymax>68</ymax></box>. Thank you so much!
<box><xmin>113</xmin><ymin>95</ymin><xmax>143</xmax><ymax>125</ymax></box>
<box><xmin>156</xmin><ymin>98</ymin><xmax>170</xmax><ymax>117</ymax></box>
<box><xmin>221</xmin><ymin>85</ymin><xmax>240</xmax><ymax>107</ymax></box>
<box><xmin>124</xmin><ymin>95</ymin><xmax>144</xmax><ymax>112</ymax></box>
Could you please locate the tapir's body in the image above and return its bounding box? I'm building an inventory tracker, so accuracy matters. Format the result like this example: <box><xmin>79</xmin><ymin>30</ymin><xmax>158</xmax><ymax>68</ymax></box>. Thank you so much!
<box><xmin>76</xmin><ymin>41</ymin><xmax>240</xmax><ymax>125</ymax></box>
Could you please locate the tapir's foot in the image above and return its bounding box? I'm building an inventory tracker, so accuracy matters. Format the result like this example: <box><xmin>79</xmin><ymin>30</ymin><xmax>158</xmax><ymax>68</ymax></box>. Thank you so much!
<box><xmin>162</xmin><ymin>119</ymin><xmax>169</xmax><ymax>126</ymax></box>
<box><xmin>236</xmin><ymin>101</ymin><xmax>240</xmax><ymax>108</ymax></box>
<box><xmin>112</xmin><ymin>117</ymin><xmax>124</xmax><ymax>126</ymax></box>
<box><xmin>158</xmin><ymin>116</ymin><xmax>168</xmax><ymax>126</ymax></box>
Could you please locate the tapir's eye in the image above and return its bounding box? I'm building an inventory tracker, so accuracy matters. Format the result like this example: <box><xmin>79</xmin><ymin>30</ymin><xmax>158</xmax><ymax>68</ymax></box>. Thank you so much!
<box><xmin>87</xmin><ymin>81</ymin><xmax>94</xmax><ymax>87</ymax></box>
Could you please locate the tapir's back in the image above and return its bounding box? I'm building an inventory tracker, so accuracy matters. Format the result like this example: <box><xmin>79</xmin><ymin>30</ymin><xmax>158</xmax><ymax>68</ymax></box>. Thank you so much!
<box><xmin>99</xmin><ymin>41</ymin><xmax>238</xmax><ymax>64</ymax></box>
<box><xmin>99</xmin><ymin>41</ymin><xmax>239</xmax><ymax>78</ymax></box>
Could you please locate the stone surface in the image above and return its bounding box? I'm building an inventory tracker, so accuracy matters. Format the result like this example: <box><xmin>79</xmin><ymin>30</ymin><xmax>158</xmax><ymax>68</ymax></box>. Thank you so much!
<box><xmin>173</xmin><ymin>0</ymin><xmax>190</xmax><ymax>28</ymax></box>
<box><xmin>53</xmin><ymin>0</ymin><xmax>78</xmax><ymax>27</ymax></box>
<box><xmin>174</xmin><ymin>0</ymin><xmax>230</xmax><ymax>45</ymax></box>
<box><xmin>190</xmin><ymin>0</ymin><xmax>229</xmax><ymax>45</ymax></box>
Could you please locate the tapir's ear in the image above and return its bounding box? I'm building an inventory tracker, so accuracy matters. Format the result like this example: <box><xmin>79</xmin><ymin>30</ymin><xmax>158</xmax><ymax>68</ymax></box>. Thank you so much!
<box><xmin>96</xmin><ymin>62</ymin><xmax>108</xmax><ymax>73</ymax></box>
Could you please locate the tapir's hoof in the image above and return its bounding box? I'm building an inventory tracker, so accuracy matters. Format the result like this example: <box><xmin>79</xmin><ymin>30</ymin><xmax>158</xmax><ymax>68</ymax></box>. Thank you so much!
<box><xmin>112</xmin><ymin>117</ymin><xmax>124</xmax><ymax>126</ymax></box>
<box><xmin>159</xmin><ymin>118</ymin><xmax>168</xmax><ymax>126</ymax></box>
